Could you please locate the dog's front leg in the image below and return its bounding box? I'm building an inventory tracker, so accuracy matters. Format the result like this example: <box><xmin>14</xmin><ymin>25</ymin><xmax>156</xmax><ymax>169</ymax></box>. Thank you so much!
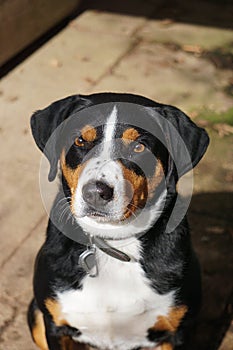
<box><xmin>44</xmin><ymin>315</ymin><xmax>85</xmax><ymax>350</ymax></box>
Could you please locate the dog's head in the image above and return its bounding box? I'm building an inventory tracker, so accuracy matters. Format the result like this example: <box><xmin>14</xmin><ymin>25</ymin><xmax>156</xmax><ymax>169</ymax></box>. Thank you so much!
<box><xmin>31</xmin><ymin>93</ymin><xmax>209</xmax><ymax>238</ymax></box>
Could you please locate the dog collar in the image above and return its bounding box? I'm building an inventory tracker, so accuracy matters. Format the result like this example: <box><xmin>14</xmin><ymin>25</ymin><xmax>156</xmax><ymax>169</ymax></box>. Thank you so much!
<box><xmin>79</xmin><ymin>235</ymin><xmax>133</xmax><ymax>277</ymax></box>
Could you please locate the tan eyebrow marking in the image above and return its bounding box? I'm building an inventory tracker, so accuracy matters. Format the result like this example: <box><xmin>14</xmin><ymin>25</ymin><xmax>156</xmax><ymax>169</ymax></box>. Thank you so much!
<box><xmin>81</xmin><ymin>125</ymin><xmax>97</xmax><ymax>142</ymax></box>
<box><xmin>122</xmin><ymin>128</ymin><xmax>140</xmax><ymax>143</ymax></box>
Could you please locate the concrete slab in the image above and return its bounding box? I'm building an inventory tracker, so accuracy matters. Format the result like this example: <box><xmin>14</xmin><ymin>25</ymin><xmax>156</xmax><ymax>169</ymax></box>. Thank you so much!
<box><xmin>139</xmin><ymin>21</ymin><xmax>233</xmax><ymax>51</ymax></box>
<box><xmin>0</xmin><ymin>218</ymin><xmax>46</xmax><ymax>349</ymax></box>
<box><xmin>0</xmin><ymin>25</ymin><xmax>135</xmax><ymax>110</ymax></box>
<box><xmin>193</xmin><ymin>130</ymin><xmax>233</xmax><ymax>193</ymax></box>
<box><xmin>93</xmin><ymin>41</ymin><xmax>233</xmax><ymax>112</ymax></box>
<box><xmin>70</xmin><ymin>10</ymin><xmax>147</xmax><ymax>37</ymax></box>
<box><xmin>219</xmin><ymin>322</ymin><xmax>233</xmax><ymax>350</ymax></box>
<box><xmin>189</xmin><ymin>191</ymin><xmax>233</xmax><ymax>349</ymax></box>
<box><xmin>1</xmin><ymin>311</ymin><xmax>37</xmax><ymax>350</ymax></box>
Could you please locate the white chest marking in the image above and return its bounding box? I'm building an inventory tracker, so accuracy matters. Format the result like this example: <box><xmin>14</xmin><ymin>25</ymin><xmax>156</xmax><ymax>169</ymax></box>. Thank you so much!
<box><xmin>57</xmin><ymin>240</ymin><xmax>175</xmax><ymax>350</ymax></box>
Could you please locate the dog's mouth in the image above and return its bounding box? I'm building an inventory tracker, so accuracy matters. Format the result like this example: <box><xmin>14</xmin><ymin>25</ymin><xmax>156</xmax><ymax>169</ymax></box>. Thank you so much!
<box><xmin>83</xmin><ymin>206</ymin><xmax>113</xmax><ymax>222</ymax></box>
<box><xmin>87</xmin><ymin>209</ymin><xmax>107</xmax><ymax>219</ymax></box>
<box><xmin>89</xmin><ymin>212</ymin><xmax>106</xmax><ymax>217</ymax></box>
<box><xmin>82</xmin><ymin>201</ymin><xmax>138</xmax><ymax>223</ymax></box>
<box><xmin>84</xmin><ymin>202</ymin><xmax>143</xmax><ymax>223</ymax></box>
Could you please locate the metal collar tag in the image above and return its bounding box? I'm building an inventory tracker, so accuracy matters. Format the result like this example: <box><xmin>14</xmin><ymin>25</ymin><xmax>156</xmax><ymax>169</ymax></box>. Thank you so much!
<box><xmin>78</xmin><ymin>244</ymin><xmax>98</xmax><ymax>278</ymax></box>
<box><xmin>78</xmin><ymin>235</ymin><xmax>133</xmax><ymax>278</ymax></box>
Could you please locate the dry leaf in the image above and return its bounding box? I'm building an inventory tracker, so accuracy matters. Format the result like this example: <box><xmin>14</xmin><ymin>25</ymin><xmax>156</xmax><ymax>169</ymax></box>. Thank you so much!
<box><xmin>197</xmin><ymin>119</ymin><xmax>210</xmax><ymax>127</ymax></box>
<box><xmin>160</xmin><ymin>18</ymin><xmax>174</xmax><ymax>26</ymax></box>
<box><xmin>214</xmin><ymin>123</ymin><xmax>233</xmax><ymax>137</ymax></box>
<box><xmin>182</xmin><ymin>45</ymin><xmax>203</xmax><ymax>54</ymax></box>
<box><xmin>49</xmin><ymin>59</ymin><xmax>63</xmax><ymax>68</ymax></box>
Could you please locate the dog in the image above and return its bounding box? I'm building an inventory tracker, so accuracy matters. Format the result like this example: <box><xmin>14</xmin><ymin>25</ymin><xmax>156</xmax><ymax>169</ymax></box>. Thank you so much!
<box><xmin>27</xmin><ymin>93</ymin><xmax>209</xmax><ymax>350</ymax></box>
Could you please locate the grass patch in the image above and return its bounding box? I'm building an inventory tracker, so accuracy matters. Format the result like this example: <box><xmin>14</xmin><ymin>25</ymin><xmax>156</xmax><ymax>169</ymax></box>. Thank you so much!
<box><xmin>196</xmin><ymin>107</ymin><xmax>233</xmax><ymax>126</ymax></box>
<box><xmin>203</xmin><ymin>48</ymin><xmax>233</xmax><ymax>70</ymax></box>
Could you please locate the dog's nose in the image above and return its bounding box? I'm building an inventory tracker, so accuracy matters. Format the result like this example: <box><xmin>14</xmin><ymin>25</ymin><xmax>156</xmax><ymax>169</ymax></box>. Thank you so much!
<box><xmin>82</xmin><ymin>181</ymin><xmax>114</xmax><ymax>208</ymax></box>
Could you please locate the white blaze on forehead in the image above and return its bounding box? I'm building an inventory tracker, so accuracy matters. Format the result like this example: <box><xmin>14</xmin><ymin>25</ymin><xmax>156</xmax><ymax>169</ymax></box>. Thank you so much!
<box><xmin>73</xmin><ymin>105</ymin><xmax>127</xmax><ymax>222</ymax></box>
<box><xmin>102</xmin><ymin>105</ymin><xmax>118</xmax><ymax>157</ymax></box>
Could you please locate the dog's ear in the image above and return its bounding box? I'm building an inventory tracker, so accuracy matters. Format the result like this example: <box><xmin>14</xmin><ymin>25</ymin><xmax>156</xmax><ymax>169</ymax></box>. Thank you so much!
<box><xmin>156</xmin><ymin>105</ymin><xmax>209</xmax><ymax>177</ymax></box>
<box><xmin>30</xmin><ymin>95</ymin><xmax>90</xmax><ymax>181</ymax></box>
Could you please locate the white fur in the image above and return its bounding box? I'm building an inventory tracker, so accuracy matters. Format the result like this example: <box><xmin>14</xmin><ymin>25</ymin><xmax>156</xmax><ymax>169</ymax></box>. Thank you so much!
<box><xmin>73</xmin><ymin>106</ymin><xmax>125</xmax><ymax>221</ymax></box>
<box><xmin>102</xmin><ymin>105</ymin><xmax>117</xmax><ymax>157</ymax></box>
<box><xmin>57</xmin><ymin>239</ymin><xmax>175</xmax><ymax>350</ymax></box>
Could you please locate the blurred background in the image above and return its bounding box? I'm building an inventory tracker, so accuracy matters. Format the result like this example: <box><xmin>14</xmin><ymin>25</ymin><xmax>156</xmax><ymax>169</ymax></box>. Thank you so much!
<box><xmin>0</xmin><ymin>1</ymin><xmax>232</xmax><ymax>349</ymax></box>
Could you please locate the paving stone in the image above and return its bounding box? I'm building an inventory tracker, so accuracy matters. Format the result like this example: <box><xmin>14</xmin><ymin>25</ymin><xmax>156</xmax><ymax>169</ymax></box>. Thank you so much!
<box><xmin>219</xmin><ymin>322</ymin><xmax>233</xmax><ymax>350</ymax></box>
<box><xmin>0</xmin><ymin>126</ymin><xmax>46</xmax><ymax>266</ymax></box>
<box><xmin>1</xmin><ymin>308</ymin><xmax>37</xmax><ymax>350</ymax></box>
<box><xmin>0</xmin><ymin>218</ymin><xmax>46</xmax><ymax>347</ymax></box>
<box><xmin>0</xmin><ymin>295</ymin><xmax>15</xmax><ymax>329</ymax></box>
<box><xmin>188</xmin><ymin>195</ymin><xmax>233</xmax><ymax>349</ymax></box>
<box><xmin>93</xmin><ymin>41</ymin><xmax>233</xmax><ymax>112</ymax></box>
<box><xmin>70</xmin><ymin>10</ymin><xmax>147</xmax><ymax>37</ymax></box>
<box><xmin>139</xmin><ymin>20</ymin><xmax>233</xmax><ymax>50</ymax></box>
<box><xmin>0</xmin><ymin>24</ymin><xmax>134</xmax><ymax>111</ymax></box>
<box><xmin>193</xmin><ymin>129</ymin><xmax>233</xmax><ymax>193</ymax></box>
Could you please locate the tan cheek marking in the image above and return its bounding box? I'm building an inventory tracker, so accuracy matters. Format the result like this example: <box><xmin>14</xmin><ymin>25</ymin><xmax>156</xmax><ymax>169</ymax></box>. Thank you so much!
<box><xmin>119</xmin><ymin>163</ymin><xmax>147</xmax><ymax>218</ymax></box>
<box><xmin>60</xmin><ymin>150</ymin><xmax>86</xmax><ymax>212</ymax></box>
<box><xmin>161</xmin><ymin>343</ymin><xmax>173</xmax><ymax>350</ymax></box>
<box><xmin>45</xmin><ymin>298</ymin><xmax>68</xmax><ymax>327</ymax></box>
<box><xmin>122</xmin><ymin>128</ymin><xmax>140</xmax><ymax>144</ymax></box>
<box><xmin>151</xmin><ymin>305</ymin><xmax>188</xmax><ymax>333</ymax></box>
<box><xmin>81</xmin><ymin>125</ymin><xmax>97</xmax><ymax>142</ymax></box>
<box><xmin>32</xmin><ymin>309</ymin><xmax>48</xmax><ymax>350</ymax></box>
<box><xmin>147</xmin><ymin>160</ymin><xmax>164</xmax><ymax>199</ymax></box>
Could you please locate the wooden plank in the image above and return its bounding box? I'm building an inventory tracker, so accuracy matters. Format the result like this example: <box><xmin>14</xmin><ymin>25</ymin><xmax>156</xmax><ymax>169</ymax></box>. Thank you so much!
<box><xmin>0</xmin><ymin>0</ymin><xmax>81</xmax><ymax>66</ymax></box>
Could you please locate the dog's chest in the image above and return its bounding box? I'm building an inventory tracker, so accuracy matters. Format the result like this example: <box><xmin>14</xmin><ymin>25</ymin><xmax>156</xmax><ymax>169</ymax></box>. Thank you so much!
<box><xmin>58</xmin><ymin>241</ymin><xmax>174</xmax><ymax>350</ymax></box>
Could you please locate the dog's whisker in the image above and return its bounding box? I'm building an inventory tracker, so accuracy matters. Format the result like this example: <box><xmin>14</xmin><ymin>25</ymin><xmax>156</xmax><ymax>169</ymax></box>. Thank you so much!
<box><xmin>128</xmin><ymin>203</ymin><xmax>141</xmax><ymax>211</ymax></box>
<box><xmin>127</xmin><ymin>208</ymin><xmax>137</xmax><ymax>219</ymax></box>
<box><xmin>55</xmin><ymin>197</ymin><xmax>71</xmax><ymax>210</ymax></box>
<box><xmin>59</xmin><ymin>206</ymin><xmax>71</xmax><ymax>222</ymax></box>
<box><xmin>57</xmin><ymin>203</ymin><xmax>70</xmax><ymax>217</ymax></box>
<box><xmin>65</xmin><ymin>212</ymin><xmax>73</xmax><ymax>224</ymax></box>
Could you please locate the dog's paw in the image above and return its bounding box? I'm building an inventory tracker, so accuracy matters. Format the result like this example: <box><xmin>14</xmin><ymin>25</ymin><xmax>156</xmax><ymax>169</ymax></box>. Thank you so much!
<box><xmin>51</xmin><ymin>324</ymin><xmax>81</xmax><ymax>338</ymax></box>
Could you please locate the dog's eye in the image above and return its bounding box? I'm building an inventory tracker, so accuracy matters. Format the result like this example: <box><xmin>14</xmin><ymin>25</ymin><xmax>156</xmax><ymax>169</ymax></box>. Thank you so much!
<box><xmin>74</xmin><ymin>136</ymin><xmax>85</xmax><ymax>147</ymax></box>
<box><xmin>133</xmin><ymin>143</ymin><xmax>145</xmax><ymax>153</ymax></box>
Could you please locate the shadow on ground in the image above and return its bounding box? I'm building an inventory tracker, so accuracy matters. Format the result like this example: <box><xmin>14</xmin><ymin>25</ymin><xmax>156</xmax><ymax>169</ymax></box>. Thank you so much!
<box><xmin>188</xmin><ymin>192</ymin><xmax>233</xmax><ymax>350</ymax></box>
<box><xmin>81</xmin><ymin>0</ymin><xmax>233</xmax><ymax>29</ymax></box>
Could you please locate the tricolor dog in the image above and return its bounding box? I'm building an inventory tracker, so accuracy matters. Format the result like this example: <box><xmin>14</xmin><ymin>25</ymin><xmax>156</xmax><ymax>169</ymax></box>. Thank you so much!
<box><xmin>28</xmin><ymin>93</ymin><xmax>209</xmax><ymax>350</ymax></box>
